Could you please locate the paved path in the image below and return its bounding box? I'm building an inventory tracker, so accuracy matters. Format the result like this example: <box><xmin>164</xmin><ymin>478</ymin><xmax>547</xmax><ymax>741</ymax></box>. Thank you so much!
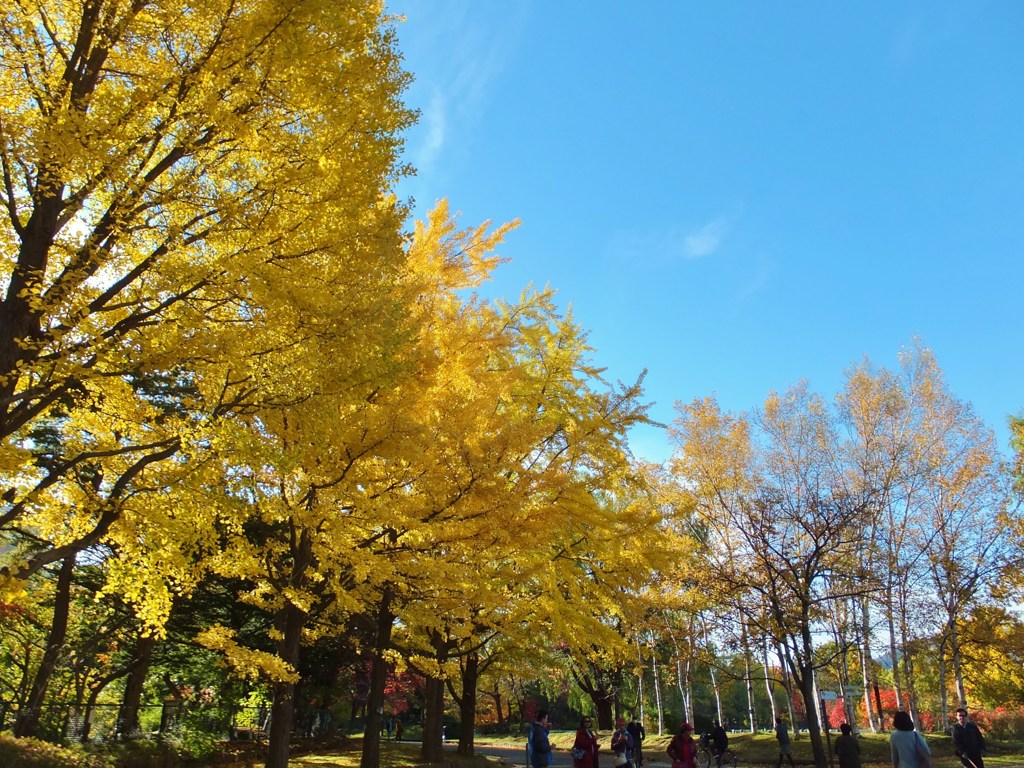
<box><xmin>447</xmin><ymin>742</ymin><xmax>672</xmax><ymax>768</ymax></box>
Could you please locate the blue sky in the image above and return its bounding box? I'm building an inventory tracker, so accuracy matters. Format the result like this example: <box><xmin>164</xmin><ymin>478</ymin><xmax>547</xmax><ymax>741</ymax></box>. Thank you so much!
<box><xmin>386</xmin><ymin>1</ymin><xmax>1024</xmax><ymax>463</ymax></box>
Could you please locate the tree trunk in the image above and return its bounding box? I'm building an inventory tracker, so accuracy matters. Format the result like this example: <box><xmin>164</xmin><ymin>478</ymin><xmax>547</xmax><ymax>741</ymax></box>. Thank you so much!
<box><xmin>778</xmin><ymin>641</ymin><xmax>797</xmax><ymax>734</ymax></box>
<box><xmin>834</xmin><ymin>615</ymin><xmax>855</xmax><ymax>729</ymax></box>
<box><xmin>709</xmin><ymin>661</ymin><xmax>723</xmax><ymax>725</ymax></box>
<box><xmin>858</xmin><ymin>597</ymin><xmax>878</xmax><ymax>732</ymax></box>
<box><xmin>938</xmin><ymin>635</ymin><xmax>949</xmax><ymax>727</ymax></box>
<box><xmin>636</xmin><ymin>641</ymin><xmax>645</xmax><ymax>722</ymax></box>
<box><xmin>457</xmin><ymin>651</ymin><xmax>479</xmax><ymax>755</ymax></box>
<box><xmin>741</xmin><ymin>620</ymin><xmax>756</xmax><ymax>732</ymax></box>
<box><xmin>762</xmin><ymin>637</ymin><xmax>778</xmax><ymax>726</ymax></box>
<box><xmin>703</xmin><ymin>621</ymin><xmax>724</xmax><ymax>725</ymax></box>
<box><xmin>793</xmin><ymin>662</ymin><xmax>827</xmax><ymax>768</ymax></box>
<box><xmin>897</xmin><ymin>607</ymin><xmax>919</xmax><ymax>727</ymax></box>
<box><xmin>360</xmin><ymin>587</ymin><xmax>395</xmax><ymax>768</ymax></box>
<box><xmin>421</xmin><ymin>675</ymin><xmax>446</xmax><ymax>763</ymax></box>
<box><xmin>81</xmin><ymin>677</ymin><xmax>112</xmax><ymax>742</ymax></box>
<box><xmin>119</xmin><ymin>635</ymin><xmax>157</xmax><ymax>738</ymax></box>
<box><xmin>950</xmin><ymin>620</ymin><xmax>967</xmax><ymax>709</ymax></box>
<box><xmin>674</xmin><ymin>657</ymin><xmax>687</xmax><ymax>722</ymax></box>
<box><xmin>485</xmin><ymin>686</ymin><xmax>505</xmax><ymax>729</ymax></box>
<box><xmin>265</xmin><ymin>602</ymin><xmax>306</xmax><ymax>768</ymax></box>
<box><xmin>595</xmin><ymin>696</ymin><xmax>614</xmax><ymax>730</ymax></box>
<box><xmin>14</xmin><ymin>553</ymin><xmax>76</xmax><ymax>738</ymax></box>
<box><xmin>886</xmin><ymin>580</ymin><xmax>905</xmax><ymax>711</ymax></box>
<box><xmin>651</xmin><ymin>642</ymin><xmax>664</xmax><ymax>736</ymax></box>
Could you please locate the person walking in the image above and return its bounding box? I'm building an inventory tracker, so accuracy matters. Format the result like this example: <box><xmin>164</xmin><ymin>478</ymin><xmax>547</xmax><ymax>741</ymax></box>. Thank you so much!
<box><xmin>835</xmin><ymin>723</ymin><xmax>861</xmax><ymax>768</ymax></box>
<box><xmin>891</xmin><ymin>710</ymin><xmax>932</xmax><ymax>768</ymax></box>
<box><xmin>628</xmin><ymin>718</ymin><xmax>647</xmax><ymax>767</ymax></box>
<box><xmin>530</xmin><ymin>710</ymin><xmax>553</xmax><ymax>768</ymax></box>
<box><xmin>667</xmin><ymin>722</ymin><xmax>698</xmax><ymax>768</ymax></box>
<box><xmin>952</xmin><ymin>708</ymin><xmax>986</xmax><ymax>768</ymax></box>
<box><xmin>612</xmin><ymin>717</ymin><xmax>634</xmax><ymax>767</ymax></box>
<box><xmin>775</xmin><ymin>716</ymin><xmax>795</xmax><ymax>768</ymax></box>
<box><xmin>573</xmin><ymin>716</ymin><xmax>601</xmax><ymax>768</ymax></box>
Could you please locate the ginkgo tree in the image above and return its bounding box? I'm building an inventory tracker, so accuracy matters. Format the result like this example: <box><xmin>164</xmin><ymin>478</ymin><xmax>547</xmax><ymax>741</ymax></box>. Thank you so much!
<box><xmin>1</xmin><ymin>0</ymin><xmax>418</xmax><ymax>752</ymax></box>
<box><xmin>0</xmin><ymin>0</ymin><xmax>414</xmax><ymax>586</ymax></box>
<box><xmin>184</xmin><ymin>200</ymin><xmax>663</xmax><ymax>768</ymax></box>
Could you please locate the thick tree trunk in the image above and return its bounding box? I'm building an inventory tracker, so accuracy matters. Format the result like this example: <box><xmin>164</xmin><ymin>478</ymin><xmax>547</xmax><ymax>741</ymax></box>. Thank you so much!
<box><xmin>457</xmin><ymin>651</ymin><xmax>479</xmax><ymax>755</ymax></box>
<box><xmin>265</xmin><ymin>602</ymin><xmax>306</xmax><ymax>768</ymax></box>
<box><xmin>421</xmin><ymin>675</ymin><xmax>446</xmax><ymax>763</ymax></box>
<box><xmin>14</xmin><ymin>553</ymin><xmax>76</xmax><ymax>738</ymax></box>
<box><xmin>793</xmin><ymin>664</ymin><xmax>827</xmax><ymax>768</ymax></box>
<box><xmin>118</xmin><ymin>635</ymin><xmax>157</xmax><ymax>738</ymax></box>
<box><xmin>361</xmin><ymin>587</ymin><xmax>395</xmax><ymax>768</ymax></box>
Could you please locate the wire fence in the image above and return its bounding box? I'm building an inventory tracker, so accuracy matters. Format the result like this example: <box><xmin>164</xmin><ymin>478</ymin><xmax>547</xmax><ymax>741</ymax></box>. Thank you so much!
<box><xmin>0</xmin><ymin>702</ymin><xmax>285</xmax><ymax>744</ymax></box>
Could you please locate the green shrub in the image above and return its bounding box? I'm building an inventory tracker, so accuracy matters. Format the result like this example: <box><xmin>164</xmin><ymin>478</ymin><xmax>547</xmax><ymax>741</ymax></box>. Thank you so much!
<box><xmin>0</xmin><ymin>734</ymin><xmax>113</xmax><ymax>768</ymax></box>
<box><xmin>161</xmin><ymin>724</ymin><xmax>220</xmax><ymax>762</ymax></box>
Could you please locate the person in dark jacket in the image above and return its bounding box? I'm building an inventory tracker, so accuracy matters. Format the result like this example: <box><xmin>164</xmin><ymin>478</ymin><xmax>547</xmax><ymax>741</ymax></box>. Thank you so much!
<box><xmin>835</xmin><ymin>723</ymin><xmax>861</xmax><ymax>768</ymax></box>
<box><xmin>709</xmin><ymin>721</ymin><xmax>729</xmax><ymax>767</ymax></box>
<box><xmin>628</xmin><ymin>719</ymin><xmax>647</xmax><ymax>767</ymax></box>
<box><xmin>776</xmin><ymin>716</ymin><xmax>795</xmax><ymax>768</ymax></box>
<box><xmin>952</xmin><ymin>708</ymin><xmax>986</xmax><ymax>768</ymax></box>
<box><xmin>530</xmin><ymin>711</ymin><xmax>552</xmax><ymax>768</ymax></box>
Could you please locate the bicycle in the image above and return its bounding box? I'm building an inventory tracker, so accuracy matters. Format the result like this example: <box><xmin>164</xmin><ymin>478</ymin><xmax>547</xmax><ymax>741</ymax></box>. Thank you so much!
<box><xmin>697</xmin><ymin>745</ymin><xmax>737</xmax><ymax>768</ymax></box>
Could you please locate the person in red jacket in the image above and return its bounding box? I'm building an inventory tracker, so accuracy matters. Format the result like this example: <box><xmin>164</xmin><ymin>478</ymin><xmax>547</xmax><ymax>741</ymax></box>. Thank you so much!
<box><xmin>573</xmin><ymin>716</ymin><xmax>600</xmax><ymax>768</ymax></box>
<box><xmin>667</xmin><ymin>722</ymin><xmax>698</xmax><ymax>768</ymax></box>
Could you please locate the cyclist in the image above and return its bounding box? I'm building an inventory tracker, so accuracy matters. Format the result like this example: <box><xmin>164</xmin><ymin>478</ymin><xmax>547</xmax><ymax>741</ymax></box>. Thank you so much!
<box><xmin>709</xmin><ymin>721</ymin><xmax>729</xmax><ymax>767</ymax></box>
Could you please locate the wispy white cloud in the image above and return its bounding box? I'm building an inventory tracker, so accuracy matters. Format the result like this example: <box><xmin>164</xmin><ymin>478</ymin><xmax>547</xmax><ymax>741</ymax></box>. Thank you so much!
<box><xmin>732</xmin><ymin>256</ymin><xmax>774</xmax><ymax>305</ymax></box>
<box><xmin>414</xmin><ymin>88</ymin><xmax>447</xmax><ymax>172</ymax></box>
<box><xmin>606</xmin><ymin>215</ymin><xmax>731</xmax><ymax>265</ymax></box>
<box><xmin>684</xmin><ymin>217</ymin><xmax>727</xmax><ymax>259</ymax></box>
<box><xmin>394</xmin><ymin>1</ymin><xmax>529</xmax><ymax>180</ymax></box>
